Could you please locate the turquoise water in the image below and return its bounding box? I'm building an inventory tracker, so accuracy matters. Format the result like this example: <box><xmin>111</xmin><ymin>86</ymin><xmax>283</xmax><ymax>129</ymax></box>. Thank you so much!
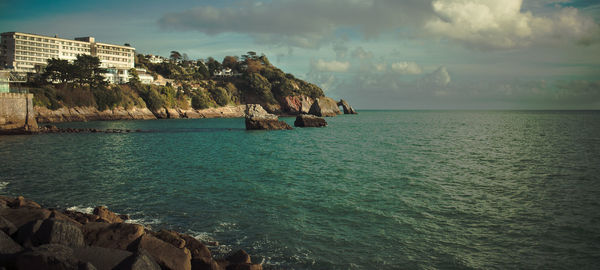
<box><xmin>1</xmin><ymin>111</ymin><xmax>600</xmax><ymax>269</ymax></box>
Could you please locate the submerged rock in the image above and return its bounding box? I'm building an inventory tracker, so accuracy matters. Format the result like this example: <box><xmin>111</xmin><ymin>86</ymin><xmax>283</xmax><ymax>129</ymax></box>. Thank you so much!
<box><xmin>244</xmin><ymin>104</ymin><xmax>292</xmax><ymax>130</ymax></box>
<box><xmin>294</xmin><ymin>114</ymin><xmax>327</xmax><ymax>127</ymax></box>
<box><xmin>309</xmin><ymin>97</ymin><xmax>341</xmax><ymax>117</ymax></box>
<box><xmin>337</xmin><ymin>99</ymin><xmax>358</xmax><ymax>114</ymax></box>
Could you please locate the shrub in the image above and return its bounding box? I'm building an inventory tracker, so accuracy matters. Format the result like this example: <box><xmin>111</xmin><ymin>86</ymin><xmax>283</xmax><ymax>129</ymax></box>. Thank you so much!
<box><xmin>210</xmin><ymin>87</ymin><xmax>230</xmax><ymax>106</ymax></box>
<box><xmin>191</xmin><ymin>92</ymin><xmax>212</xmax><ymax>109</ymax></box>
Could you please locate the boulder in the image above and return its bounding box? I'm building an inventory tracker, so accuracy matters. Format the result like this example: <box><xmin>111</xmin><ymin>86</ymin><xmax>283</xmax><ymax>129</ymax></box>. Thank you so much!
<box><xmin>14</xmin><ymin>219</ymin><xmax>43</xmax><ymax>248</ymax></box>
<box><xmin>151</xmin><ymin>230</ymin><xmax>186</xmax><ymax>249</ymax></box>
<box><xmin>0</xmin><ymin>230</ymin><xmax>23</xmax><ymax>263</ymax></box>
<box><xmin>226</xmin><ymin>250</ymin><xmax>251</xmax><ymax>264</ymax></box>
<box><xmin>245</xmin><ymin>104</ymin><xmax>292</xmax><ymax>131</ymax></box>
<box><xmin>226</xmin><ymin>264</ymin><xmax>263</xmax><ymax>270</ymax></box>
<box><xmin>83</xmin><ymin>222</ymin><xmax>145</xmax><ymax>250</ymax></box>
<box><xmin>93</xmin><ymin>206</ymin><xmax>123</xmax><ymax>223</ymax></box>
<box><xmin>308</xmin><ymin>97</ymin><xmax>342</xmax><ymax>117</ymax></box>
<box><xmin>179</xmin><ymin>234</ymin><xmax>211</xmax><ymax>260</ymax></box>
<box><xmin>61</xmin><ymin>210</ymin><xmax>100</xmax><ymax>224</ymax></box>
<box><xmin>16</xmin><ymin>218</ymin><xmax>85</xmax><ymax>248</ymax></box>
<box><xmin>0</xmin><ymin>208</ymin><xmax>51</xmax><ymax>229</ymax></box>
<box><xmin>152</xmin><ymin>108</ymin><xmax>169</xmax><ymax>119</ymax></box>
<box><xmin>128</xmin><ymin>234</ymin><xmax>191</xmax><ymax>270</ymax></box>
<box><xmin>0</xmin><ymin>216</ymin><xmax>17</xmax><ymax>235</ymax></box>
<box><xmin>8</xmin><ymin>196</ymin><xmax>42</xmax><ymax>209</ymax></box>
<box><xmin>191</xmin><ymin>258</ymin><xmax>222</xmax><ymax>270</ymax></box>
<box><xmin>166</xmin><ymin>108</ymin><xmax>181</xmax><ymax>119</ymax></box>
<box><xmin>294</xmin><ymin>114</ymin><xmax>327</xmax><ymax>127</ymax></box>
<box><xmin>73</xmin><ymin>246</ymin><xmax>132</xmax><ymax>270</ymax></box>
<box><xmin>115</xmin><ymin>250</ymin><xmax>161</xmax><ymax>270</ymax></box>
<box><xmin>282</xmin><ymin>95</ymin><xmax>314</xmax><ymax>115</ymax></box>
<box><xmin>14</xmin><ymin>244</ymin><xmax>93</xmax><ymax>270</ymax></box>
<box><xmin>337</xmin><ymin>99</ymin><xmax>358</xmax><ymax>114</ymax></box>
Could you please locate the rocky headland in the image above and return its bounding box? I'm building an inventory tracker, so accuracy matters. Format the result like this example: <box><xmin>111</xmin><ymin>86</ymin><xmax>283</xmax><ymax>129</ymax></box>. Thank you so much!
<box><xmin>0</xmin><ymin>195</ymin><xmax>262</xmax><ymax>270</ymax></box>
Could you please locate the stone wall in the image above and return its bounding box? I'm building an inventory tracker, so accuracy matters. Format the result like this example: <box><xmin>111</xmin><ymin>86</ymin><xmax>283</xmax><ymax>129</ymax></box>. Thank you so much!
<box><xmin>0</xmin><ymin>93</ymin><xmax>38</xmax><ymax>131</ymax></box>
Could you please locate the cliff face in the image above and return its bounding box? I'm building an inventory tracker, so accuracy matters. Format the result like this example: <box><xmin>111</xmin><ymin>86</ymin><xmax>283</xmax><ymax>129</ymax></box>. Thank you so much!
<box><xmin>35</xmin><ymin>105</ymin><xmax>246</xmax><ymax>123</ymax></box>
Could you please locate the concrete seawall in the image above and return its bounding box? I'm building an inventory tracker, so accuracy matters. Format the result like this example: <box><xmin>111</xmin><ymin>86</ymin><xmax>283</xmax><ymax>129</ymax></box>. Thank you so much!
<box><xmin>0</xmin><ymin>92</ymin><xmax>38</xmax><ymax>131</ymax></box>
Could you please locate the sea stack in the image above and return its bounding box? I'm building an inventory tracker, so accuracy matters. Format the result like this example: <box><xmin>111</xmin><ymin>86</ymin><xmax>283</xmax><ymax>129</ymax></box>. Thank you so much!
<box><xmin>245</xmin><ymin>104</ymin><xmax>292</xmax><ymax>130</ymax></box>
<box><xmin>338</xmin><ymin>99</ymin><xmax>358</xmax><ymax>114</ymax></box>
<box><xmin>294</xmin><ymin>114</ymin><xmax>327</xmax><ymax>127</ymax></box>
<box><xmin>308</xmin><ymin>97</ymin><xmax>342</xmax><ymax>117</ymax></box>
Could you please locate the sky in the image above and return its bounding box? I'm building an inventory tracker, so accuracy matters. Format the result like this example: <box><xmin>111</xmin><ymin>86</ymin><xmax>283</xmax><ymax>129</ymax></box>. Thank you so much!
<box><xmin>1</xmin><ymin>0</ymin><xmax>600</xmax><ymax>109</ymax></box>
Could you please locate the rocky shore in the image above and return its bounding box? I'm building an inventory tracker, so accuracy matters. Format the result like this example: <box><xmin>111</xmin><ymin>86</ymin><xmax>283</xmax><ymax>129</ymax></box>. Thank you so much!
<box><xmin>35</xmin><ymin>105</ymin><xmax>247</xmax><ymax>124</ymax></box>
<box><xmin>0</xmin><ymin>195</ymin><xmax>262</xmax><ymax>270</ymax></box>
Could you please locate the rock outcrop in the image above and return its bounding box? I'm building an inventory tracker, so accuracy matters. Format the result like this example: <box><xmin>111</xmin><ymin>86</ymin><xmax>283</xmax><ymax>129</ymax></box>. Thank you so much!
<box><xmin>245</xmin><ymin>104</ymin><xmax>292</xmax><ymax>130</ymax></box>
<box><xmin>0</xmin><ymin>195</ymin><xmax>264</xmax><ymax>270</ymax></box>
<box><xmin>337</xmin><ymin>99</ymin><xmax>358</xmax><ymax>114</ymax></box>
<box><xmin>309</xmin><ymin>97</ymin><xmax>342</xmax><ymax>117</ymax></box>
<box><xmin>36</xmin><ymin>106</ymin><xmax>156</xmax><ymax>123</ymax></box>
<box><xmin>294</xmin><ymin>114</ymin><xmax>327</xmax><ymax>127</ymax></box>
<box><xmin>281</xmin><ymin>95</ymin><xmax>314</xmax><ymax>115</ymax></box>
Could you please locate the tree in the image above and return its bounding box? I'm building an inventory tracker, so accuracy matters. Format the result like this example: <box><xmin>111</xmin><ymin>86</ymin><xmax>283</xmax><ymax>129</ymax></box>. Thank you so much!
<box><xmin>170</xmin><ymin>51</ymin><xmax>182</xmax><ymax>62</ymax></box>
<box><xmin>43</xmin><ymin>58</ymin><xmax>74</xmax><ymax>83</ymax></box>
<box><xmin>73</xmin><ymin>55</ymin><xmax>106</xmax><ymax>87</ymax></box>
<box><xmin>222</xmin><ymin>56</ymin><xmax>239</xmax><ymax>70</ymax></box>
<box><xmin>206</xmin><ymin>57</ymin><xmax>222</xmax><ymax>76</ymax></box>
<box><xmin>128</xmin><ymin>68</ymin><xmax>141</xmax><ymax>88</ymax></box>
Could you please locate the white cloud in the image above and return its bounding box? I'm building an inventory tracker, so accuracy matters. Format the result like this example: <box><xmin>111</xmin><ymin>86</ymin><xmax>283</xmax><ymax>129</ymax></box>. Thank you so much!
<box><xmin>391</xmin><ymin>61</ymin><xmax>423</xmax><ymax>75</ymax></box>
<box><xmin>311</xmin><ymin>59</ymin><xmax>351</xmax><ymax>72</ymax></box>
<box><xmin>425</xmin><ymin>0</ymin><xmax>600</xmax><ymax>50</ymax></box>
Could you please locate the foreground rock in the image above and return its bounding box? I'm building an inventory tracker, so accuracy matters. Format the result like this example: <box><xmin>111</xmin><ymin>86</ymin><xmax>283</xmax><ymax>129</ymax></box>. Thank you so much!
<box><xmin>294</xmin><ymin>114</ymin><xmax>327</xmax><ymax>127</ymax></box>
<box><xmin>337</xmin><ymin>99</ymin><xmax>358</xmax><ymax>114</ymax></box>
<box><xmin>0</xmin><ymin>195</ymin><xmax>263</xmax><ymax>270</ymax></box>
<box><xmin>245</xmin><ymin>104</ymin><xmax>292</xmax><ymax>130</ymax></box>
<box><xmin>309</xmin><ymin>97</ymin><xmax>342</xmax><ymax>117</ymax></box>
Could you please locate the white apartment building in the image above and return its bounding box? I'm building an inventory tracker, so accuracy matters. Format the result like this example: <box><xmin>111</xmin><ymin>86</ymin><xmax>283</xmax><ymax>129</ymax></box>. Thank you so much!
<box><xmin>0</xmin><ymin>32</ymin><xmax>134</xmax><ymax>73</ymax></box>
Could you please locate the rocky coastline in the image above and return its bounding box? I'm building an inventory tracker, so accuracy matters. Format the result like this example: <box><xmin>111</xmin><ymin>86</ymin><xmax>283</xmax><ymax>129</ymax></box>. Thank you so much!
<box><xmin>34</xmin><ymin>105</ymin><xmax>247</xmax><ymax>124</ymax></box>
<box><xmin>0</xmin><ymin>195</ymin><xmax>262</xmax><ymax>270</ymax></box>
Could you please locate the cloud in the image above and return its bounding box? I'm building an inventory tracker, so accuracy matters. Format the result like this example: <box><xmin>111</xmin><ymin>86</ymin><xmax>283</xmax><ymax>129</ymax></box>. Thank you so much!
<box><xmin>311</xmin><ymin>59</ymin><xmax>351</xmax><ymax>72</ymax></box>
<box><xmin>391</xmin><ymin>61</ymin><xmax>423</xmax><ymax>75</ymax></box>
<box><xmin>425</xmin><ymin>0</ymin><xmax>600</xmax><ymax>50</ymax></box>
<box><xmin>158</xmin><ymin>0</ymin><xmax>433</xmax><ymax>48</ymax></box>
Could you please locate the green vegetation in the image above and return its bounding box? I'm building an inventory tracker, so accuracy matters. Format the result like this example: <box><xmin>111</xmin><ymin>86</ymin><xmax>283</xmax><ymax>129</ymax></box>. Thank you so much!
<box><xmin>29</xmin><ymin>52</ymin><xmax>325</xmax><ymax>113</ymax></box>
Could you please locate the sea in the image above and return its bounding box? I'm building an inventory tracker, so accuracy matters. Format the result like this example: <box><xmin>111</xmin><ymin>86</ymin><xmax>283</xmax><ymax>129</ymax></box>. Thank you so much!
<box><xmin>1</xmin><ymin>111</ymin><xmax>599</xmax><ymax>269</ymax></box>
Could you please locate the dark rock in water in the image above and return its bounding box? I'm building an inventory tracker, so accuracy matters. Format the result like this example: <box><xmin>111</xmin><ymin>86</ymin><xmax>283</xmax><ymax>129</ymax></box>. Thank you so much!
<box><xmin>245</xmin><ymin>118</ymin><xmax>293</xmax><ymax>130</ymax></box>
<box><xmin>337</xmin><ymin>99</ymin><xmax>358</xmax><ymax>114</ymax></box>
<box><xmin>73</xmin><ymin>246</ymin><xmax>132</xmax><ymax>270</ymax></box>
<box><xmin>309</xmin><ymin>97</ymin><xmax>342</xmax><ymax>117</ymax></box>
<box><xmin>245</xmin><ymin>104</ymin><xmax>292</xmax><ymax>130</ymax></box>
<box><xmin>294</xmin><ymin>114</ymin><xmax>327</xmax><ymax>127</ymax></box>
<box><xmin>93</xmin><ymin>206</ymin><xmax>124</xmax><ymax>223</ymax></box>
<box><xmin>83</xmin><ymin>222</ymin><xmax>145</xmax><ymax>250</ymax></box>
<box><xmin>115</xmin><ymin>250</ymin><xmax>161</xmax><ymax>270</ymax></box>
<box><xmin>128</xmin><ymin>234</ymin><xmax>191</xmax><ymax>270</ymax></box>
<box><xmin>226</xmin><ymin>250</ymin><xmax>252</xmax><ymax>264</ymax></box>
<box><xmin>14</xmin><ymin>244</ymin><xmax>92</xmax><ymax>270</ymax></box>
